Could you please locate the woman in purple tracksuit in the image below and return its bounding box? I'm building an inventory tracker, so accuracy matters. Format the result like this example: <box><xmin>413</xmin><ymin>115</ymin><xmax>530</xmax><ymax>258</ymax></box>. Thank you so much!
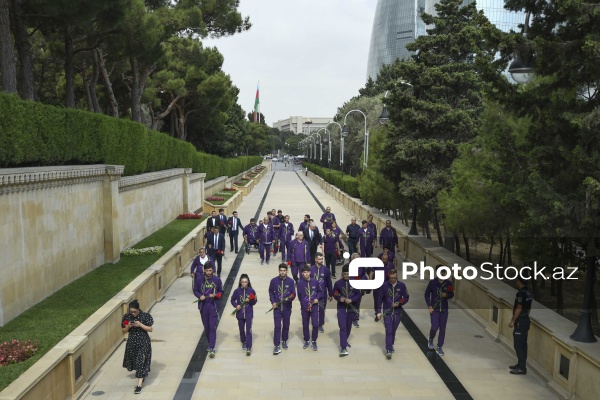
<box><xmin>231</xmin><ymin>274</ymin><xmax>258</xmax><ymax>355</ymax></box>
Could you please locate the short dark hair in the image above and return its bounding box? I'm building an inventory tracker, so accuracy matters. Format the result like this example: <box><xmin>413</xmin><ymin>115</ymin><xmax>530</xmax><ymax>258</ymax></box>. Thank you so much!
<box><xmin>250</xmin><ymin>218</ymin><xmax>255</xmax><ymax>222</ymax></box>
<box><xmin>203</xmin><ymin>261</ymin><xmax>214</xmax><ymax>270</ymax></box>
<box><xmin>233</xmin><ymin>210</ymin><xmax>238</xmax><ymax>214</ymax></box>
<box><xmin>219</xmin><ymin>208</ymin><xmax>224</xmax><ymax>212</ymax></box>
<box><xmin>278</xmin><ymin>209</ymin><xmax>282</xmax><ymax>213</ymax></box>
<box><xmin>362</xmin><ymin>220</ymin><xmax>368</xmax><ymax>224</ymax></box>
<box><xmin>517</xmin><ymin>271</ymin><xmax>530</xmax><ymax>284</ymax></box>
<box><xmin>301</xmin><ymin>265</ymin><xmax>311</xmax><ymax>272</ymax></box>
<box><xmin>315</xmin><ymin>252</ymin><xmax>323</xmax><ymax>258</ymax></box>
<box><xmin>279</xmin><ymin>263</ymin><xmax>288</xmax><ymax>270</ymax></box>
<box><xmin>342</xmin><ymin>264</ymin><xmax>349</xmax><ymax>273</ymax></box>
<box><xmin>305</xmin><ymin>214</ymin><xmax>310</xmax><ymax>218</ymax></box>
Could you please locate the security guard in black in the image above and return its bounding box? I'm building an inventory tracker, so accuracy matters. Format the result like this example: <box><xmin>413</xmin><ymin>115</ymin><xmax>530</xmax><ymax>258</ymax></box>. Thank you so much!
<box><xmin>509</xmin><ymin>276</ymin><xmax>532</xmax><ymax>374</ymax></box>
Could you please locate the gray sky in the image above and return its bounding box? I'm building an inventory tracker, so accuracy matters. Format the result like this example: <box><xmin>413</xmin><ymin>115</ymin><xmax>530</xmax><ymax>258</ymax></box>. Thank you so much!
<box><xmin>204</xmin><ymin>0</ymin><xmax>375</xmax><ymax>126</ymax></box>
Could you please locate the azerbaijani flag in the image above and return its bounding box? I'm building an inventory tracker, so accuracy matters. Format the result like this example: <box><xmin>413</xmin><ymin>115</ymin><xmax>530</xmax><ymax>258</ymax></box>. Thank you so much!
<box><xmin>253</xmin><ymin>82</ymin><xmax>259</xmax><ymax>123</ymax></box>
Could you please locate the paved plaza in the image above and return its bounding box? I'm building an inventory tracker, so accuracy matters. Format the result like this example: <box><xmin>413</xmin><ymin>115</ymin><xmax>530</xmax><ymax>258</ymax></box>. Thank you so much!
<box><xmin>80</xmin><ymin>165</ymin><xmax>559</xmax><ymax>400</ymax></box>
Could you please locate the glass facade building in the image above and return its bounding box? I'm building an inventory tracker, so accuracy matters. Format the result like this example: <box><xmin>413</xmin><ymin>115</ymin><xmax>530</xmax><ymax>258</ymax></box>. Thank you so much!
<box><xmin>366</xmin><ymin>0</ymin><xmax>425</xmax><ymax>82</ymax></box>
<box><xmin>367</xmin><ymin>0</ymin><xmax>525</xmax><ymax>82</ymax></box>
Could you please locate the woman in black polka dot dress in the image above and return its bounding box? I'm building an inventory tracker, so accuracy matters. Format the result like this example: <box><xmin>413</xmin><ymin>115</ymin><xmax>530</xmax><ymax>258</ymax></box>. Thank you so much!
<box><xmin>121</xmin><ymin>299</ymin><xmax>154</xmax><ymax>394</ymax></box>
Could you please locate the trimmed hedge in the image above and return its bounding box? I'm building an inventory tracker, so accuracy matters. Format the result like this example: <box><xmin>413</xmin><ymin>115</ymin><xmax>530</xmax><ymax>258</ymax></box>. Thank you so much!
<box><xmin>0</xmin><ymin>93</ymin><xmax>262</xmax><ymax>178</ymax></box>
<box><xmin>302</xmin><ymin>162</ymin><xmax>360</xmax><ymax>198</ymax></box>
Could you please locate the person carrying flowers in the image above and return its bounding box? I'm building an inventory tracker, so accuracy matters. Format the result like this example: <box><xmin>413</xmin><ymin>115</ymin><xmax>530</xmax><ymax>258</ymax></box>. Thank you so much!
<box><xmin>193</xmin><ymin>261</ymin><xmax>223</xmax><ymax>358</ymax></box>
<box><xmin>333</xmin><ymin>264</ymin><xmax>362</xmax><ymax>356</ymax></box>
<box><xmin>424</xmin><ymin>264</ymin><xmax>454</xmax><ymax>356</ymax></box>
<box><xmin>297</xmin><ymin>265</ymin><xmax>322</xmax><ymax>351</ymax></box>
<box><xmin>268</xmin><ymin>263</ymin><xmax>296</xmax><ymax>355</ymax></box>
<box><xmin>375</xmin><ymin>268</ymin><xmax>409</xmax><ymax>359</ymax></box>
<box><xmin>230</xmin><ymin>274</ymin><xmax>257</xmax><ymax>355</ymax></box>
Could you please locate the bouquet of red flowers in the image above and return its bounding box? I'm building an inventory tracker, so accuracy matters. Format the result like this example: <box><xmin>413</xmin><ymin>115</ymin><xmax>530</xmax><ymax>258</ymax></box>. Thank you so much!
<box><xmin>217</xmin><ymin>249</ymin><xmax>224</xmax><ymax>255</ymax></box>
<box><xmin>231</xmin><ymin>293</ymin><xmax>256</xmax><ymax>316</ymax></box>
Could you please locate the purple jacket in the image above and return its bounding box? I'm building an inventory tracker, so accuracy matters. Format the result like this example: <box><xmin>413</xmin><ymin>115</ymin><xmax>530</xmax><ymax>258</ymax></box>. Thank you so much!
<box><xmin>424</xmin><ymin>279</ymin><xmax>454</xmax><ymax>312</ymax></box>
<box><xmin>379</xmin><ymin>227</ymin><xmax>398</xmax><ymax>249</ymax></box>
<box><xmin>289</xmin><ymin>239</ymin><xmax>310</xmax><ymax>264</ymax></box>
<box><xmin>322</xmin><ymin>233</ymin><xmax>339</xmax><ymax>255</ymax></box>
<box><xmin>298</xmin><ymin>221</ymin><xmax>309</xmax><ymax>232</ymax></box>
<box><xmin>193</xmin><ymin>274</ymin><xmax>224</xmax><ymax>311</ymax></box>
<box><xmin>231</xmin><ymin>287</ymin><xmax>257</xmax><ymax>319</ymax></box>
<box><xmin>320</xmin><ymin>212</ymin><xmax>336</xmax><ymax>231</ymax></box>
<box><xmin>333</xmin><ymin>279</ymin><xmax>362</xmax><ymax>312</ymax></box>
<box><xmin>367</xmin><ymin>222</ymin><xmax>377</xmax><ymax>240</ymax></box>
<box><xmin>279</xmin><ymin>222</ymin><xmax>295</xmax><ymax>243</ymax></box>
<box><xmin>378</xmin><ymin>252</ymin><xmax>396</xmax><ymax>264</ymax></box>
<box><xmin>376</xmin><ymin>280</ymin><xmax>409</xmax><ymax>316</ymax></box>
<box><xmin>190</xmin><ymin>254</ymin><xmax>214</xmax><ymax>275</ymax></box>
<box><xmin>258</xmin><ymin>223</ymin><xmax>274</xmax><ymax>243</ymax></box>
<box><xmin>359</xmin><ymin>227</ymin><xmax>376</xmax><ymax>248</ymax></box>
<box><xmin>297</xmin><ymin>277</ymin><xmax>321</xmax><ymax>310</ymax></box>
<box><xmin>311</xmin><ymin>264</ymin><xmax>333</xmax><ymax>298</ymax></box>
<box><xmin>268</xmin><ymin>276</ymin><xmax>296</xmax><ymax>311</ymax></box>
<box><xmin>243</xmin><ymin>223</ymin><xmax>259</xmax><ymax>243</ymax></box>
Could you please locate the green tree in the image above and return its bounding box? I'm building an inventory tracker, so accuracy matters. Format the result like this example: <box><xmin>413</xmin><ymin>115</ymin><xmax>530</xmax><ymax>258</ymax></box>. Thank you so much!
<box><xmin>378</xmin><ymin>0</ymin><xmax>503</xmax><ymax>238</ymax></box>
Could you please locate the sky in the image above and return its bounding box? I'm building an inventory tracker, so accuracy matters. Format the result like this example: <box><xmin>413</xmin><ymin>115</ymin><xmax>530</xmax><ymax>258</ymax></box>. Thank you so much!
<box><xmin>203</xmin><ymin>0</ymin><xmax>375</xmax><ymax>126</ymax></box>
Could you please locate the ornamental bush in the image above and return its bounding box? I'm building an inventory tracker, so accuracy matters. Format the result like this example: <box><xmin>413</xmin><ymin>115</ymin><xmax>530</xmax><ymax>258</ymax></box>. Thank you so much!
<box><xmin>0</xmin><ymin>93</ymin><xmax>262</xmax><ymax>178</ymax></box>
<box><xmin>302</xmin><ymin>162</ymin><xmax>360</xmax><ymax>198</ymax></box>
<box><xmin>0</xmin><ymin>340</ymin><xmax>38</xmax><ymax>366</ymax></box>
<box><xmin>121</xmin><ymin>246</ymin><xmax>163</xmax><ymax>256</ymax></box>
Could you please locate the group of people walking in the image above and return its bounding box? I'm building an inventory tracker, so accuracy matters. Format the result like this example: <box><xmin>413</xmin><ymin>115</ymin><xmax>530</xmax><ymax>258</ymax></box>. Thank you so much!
<box><xmin>121</xmin><ymin>206</ymin><xmax>533</xmax><ymax>393</ymax></box>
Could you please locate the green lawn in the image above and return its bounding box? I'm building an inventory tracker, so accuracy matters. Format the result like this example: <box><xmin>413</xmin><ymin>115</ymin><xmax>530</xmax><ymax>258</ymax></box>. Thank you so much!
<box><xmin>0</xmin><ymin>218</ymin><xmax>204</xmax><ymax>391</ymax></box>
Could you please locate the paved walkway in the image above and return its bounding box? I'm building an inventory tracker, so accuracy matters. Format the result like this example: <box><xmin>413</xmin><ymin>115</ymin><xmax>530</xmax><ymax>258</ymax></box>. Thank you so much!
<box><xmin>80</xmin><ymin>165</ymin><xmax>558</xmax><ymax>400</ymax></box>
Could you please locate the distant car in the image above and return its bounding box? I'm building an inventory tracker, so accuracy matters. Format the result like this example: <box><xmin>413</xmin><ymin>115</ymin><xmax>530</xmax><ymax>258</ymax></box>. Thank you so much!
<box><xmin>272</xmin><ymin>158</ymin><xmax>279</xmax><ymax>162</ymax></box>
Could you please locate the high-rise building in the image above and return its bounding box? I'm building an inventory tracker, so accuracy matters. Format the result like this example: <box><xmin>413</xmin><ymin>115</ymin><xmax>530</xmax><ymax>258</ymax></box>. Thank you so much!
<box><xmin>367</xmin><ymin>0</ymin><xmax>525</xmax><ymax>82</ymax></box>
<box><xmin>366</xmin><ymin>0</ymin><xmax>426</xmax><ymax>82</ymax></box>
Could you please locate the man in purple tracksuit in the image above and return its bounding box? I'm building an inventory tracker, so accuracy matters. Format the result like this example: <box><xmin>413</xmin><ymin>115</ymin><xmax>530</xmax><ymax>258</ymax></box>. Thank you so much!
<box><xmin>367</xmin><ymin>214</ymin><xmax>377</xmax><ymax>250</ymax></box>
<box><xmin>375</xmin><ymin>269</ymin><xmax>409</xmax><ymax>359</ymax></box>
<box><xmin>269</xmin><ymin>264</ymin><xmax>296</xmax><ymax>355</ymax></box>
<box><xmin>297</xmin><ymin>266</ymin><xmax>321</xmax><ymax>351</ymax></box>
<box><xmin>258</xmin><ymin>217</ymin><xmax>274</xmax><ymax>265</ymax></box>
<box><xmin>371</xmin><ymin>253</ymin><xmax>395</xmax><ymax>316</ymax></box>
<box><xmin>279</xmin><ymin>215</ymin><xmax>295</xmax><ymax>262</ymax></box>
<box><xmin>322</xmin><ymin>228</ymin><xmax>340</xmax><ymax>278</ymax></box>
<box><xmin>378</xmin><ymin>247</ymin><xmax>398</xmax><ymax>268</ymax></box>
<box><xmin>231</xmin><ymin>274</ymin><xmax>258</xmax><ymax>355</ymax></box>
<box><xmin>190</xmin><ymin>247</ymin><xmax>213</xmax><ymax>278</ymax></box>
<box><xmin>298</xmin><ymin>214</ymin><xmax>310</xmax><ymax>232</ymax></box>
<box><xmin>379</xmin><ymin>220</ymin><xmax>399</xmax><ymax>255</ymax></box>
<box><xmin>349</xmin><ymin>252</ymin><xmax>367</xmax><ymax>328</ymax></box>
<box><xmin>288</xmin><ymin>232</ymin><xmax>311</xmax><ymax>282</ymax></box>
<box><xmin>359</xmin><ymin>220</ymin><xmax>376</xmax><ymax>257</ymax></box>
<box><xmin>243</xmin><ymin>218</ymin><xmax>259</xmax><ymax>254</ymax></box>
<box><xmin>333</xmin><ymin>264</ymin><xmax>362</xmax><ymax>356</ymax></box>
<box><xmin>320</xmin><ymin>206</ymin><xmax>336</xmax><ymax>231</ymax></box>
<box><xmin>311</xmin><ymin>253</ymin><xmax>333</xmax><ymax>333</ymax></box>
<box><xmin>424</xmin><ymin>265</ymin><xmax>454</xmax><ymax>356</ymax></box>
<box><xmin>193</xmin><ymin>262</ymin><xmax>224</xmax><ymax>358</ymax></box>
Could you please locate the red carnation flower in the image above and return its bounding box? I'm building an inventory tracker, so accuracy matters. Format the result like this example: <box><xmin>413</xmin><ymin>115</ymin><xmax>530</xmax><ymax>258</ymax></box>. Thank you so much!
<box><xmin>215</xmin><ymin>293</ymin><xmax>222</xmax><ymax>299</ymax></box>
<box><xmin>334</xmin><ymin>290</ymin><xmax>339</xmax><ymax>297</ymax></box>
<box><xmin>123</xmin><ymin>320</ymin><xmax>129</xmax><ymax>326</ymax></box>
<box><xmin>287</xmin><ymin>261</ymin><xmax>292</xmax><ymax>266</ymax></box>
<box><xmin>400</xmin><ymin>298</ymin><xmax>405</xmax><ymax>304</ymax></box>
<box><xmin>249</xmin><ymin>293</ymin><xmax>256</xmax><ymax>301</ymax></box>
<box><xmin>217</xmin><ymin>250</ymin><xmax>224</xmax><ymax>255</ymax></box>
<box><xmin>289</xmin><ymin>293</ymin><xmax>295</xmax><ymax>299</ymax></box>
<box><xmin>447</xmin><ymin>285</ymin><xmax>454</xmax><ymax>292</ymax></box>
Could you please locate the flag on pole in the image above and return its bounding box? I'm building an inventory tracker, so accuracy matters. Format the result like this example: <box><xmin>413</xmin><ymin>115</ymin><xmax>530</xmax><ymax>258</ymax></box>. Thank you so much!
<box><xmin>253</xmin><ymin>82</ymin><xmax>260</xmax><ymax>123</ymax></box>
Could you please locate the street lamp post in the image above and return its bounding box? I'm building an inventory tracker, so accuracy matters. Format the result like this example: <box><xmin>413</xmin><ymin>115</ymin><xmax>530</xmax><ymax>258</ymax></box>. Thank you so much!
<box><xmin>312</xmin><ymin>132</ymin><xmax>322</xmax><ymax>162</ymax></box>
<box><xmin>318</xmin><ymin>128</ymin><xmax>331</xmax><ymax>169</ymax></box>
<box><xmin>325</xmin><ymin>122</ymin><xmax>343</xmax><ymax>174</ymax></box>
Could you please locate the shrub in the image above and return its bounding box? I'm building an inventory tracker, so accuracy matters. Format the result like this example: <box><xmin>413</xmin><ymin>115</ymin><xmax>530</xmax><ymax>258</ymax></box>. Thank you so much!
<box><xmin>0</xmin><ymin>340</ymin><xmax>38</xmax><ymax>366</ymax></box>
<box><xmin>121</xmin><ymin>246</ymin><xmax>163</xmax><ymax>256</ymax></box>
<box><xmin>0</xmin><ymin>92</ymin><xmax>262</xmax><ymax>178</ymax></box>
<box><xmin>206</xmin><ymin>196</ymin><xmax>225</xmax><ymax>201</ymax></box>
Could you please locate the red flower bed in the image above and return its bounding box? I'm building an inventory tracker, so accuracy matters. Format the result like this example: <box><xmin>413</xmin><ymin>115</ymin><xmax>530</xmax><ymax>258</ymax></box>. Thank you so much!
<box><xmin>206</xmin><ymin>196</ymin><xmax>225</xmax><ymax>201</ymax></box>
<box><xmin>177</xmin><ymin>213</ymin><xmax>203</xmax><ymax>219</ymax></box>
<box><xmin>0</xmin><ymin>339</ymin><xmax>38</xmax><ymax>366</ymax></box>
<box><xmin>222</xmin><ymin>187</ymin><xmax>237</xmax><ymax>191</ymax></box>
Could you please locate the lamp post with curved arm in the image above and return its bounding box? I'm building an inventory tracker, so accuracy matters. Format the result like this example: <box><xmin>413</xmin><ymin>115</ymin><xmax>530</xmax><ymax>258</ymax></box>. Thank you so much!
<box><xmin>317</xmin><ymin>128</ymin><xmax>331</xmax><ymax>169</ymax></box>
<box><xmin>311</xmin><ymin>132</ymin><xmax>322</xmax><ymax>162</ymax></box>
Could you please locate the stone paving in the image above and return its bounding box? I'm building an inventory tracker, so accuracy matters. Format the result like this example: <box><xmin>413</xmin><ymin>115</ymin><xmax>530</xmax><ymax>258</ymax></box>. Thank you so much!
<box><xmin>80</xmin><ymin>164</ymin><xmax>559</xmax><ymax>400</ymax></box>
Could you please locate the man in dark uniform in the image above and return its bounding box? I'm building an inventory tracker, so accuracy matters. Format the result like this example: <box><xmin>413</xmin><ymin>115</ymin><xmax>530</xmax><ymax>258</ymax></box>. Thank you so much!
<box><xmin>345</xmin><ymin>217</ymin><xmax>361</xmax><ymax>255</ymax></box>
<box><xmin>509</xmin><ymin>274</ymin><xmax>533</xmax><ymax>375</ymax></box>
<box><xmin>206</xmin><ymin>211</ymin><xmax>218</xmax><ymax>233</ymax></box>
<box><xmin>303</xmin><ymin>222</ymin><xmax>322</xmax><ymax>264</ymax></box>
<box><xmin>217</xmin><ymin>208</ymin><xmax>228</xmax><ymax>235</ymax></box>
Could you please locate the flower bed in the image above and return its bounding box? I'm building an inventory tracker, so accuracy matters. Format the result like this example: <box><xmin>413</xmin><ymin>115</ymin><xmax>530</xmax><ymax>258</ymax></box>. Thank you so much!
<box><xmin>0</xmin><ymin>340</ymin><xmax>38</xmax><ymax>366</ymax></box>
<box><xmin>233</xmin><ymin>179</ymin><xmax>250</xmax><ymax>186</ymax></box>
<box><xmin>177</xmin><ymin>213</ymin><xmax>203</xmax><ymax>219</ymax></box>
<box><xmin>222</xmin><ymin>187</ymin><xmax>237</xmax><ymax>192</ymax></box>
<box><xmin>206</xmin><ymin>196</ymin><xmax>225</xmax><ymax>202</ymax></box>
<box><xmin>121</xmin><ymin>246</ymin><xmax>163</xmax><ymax>256</ymax></box>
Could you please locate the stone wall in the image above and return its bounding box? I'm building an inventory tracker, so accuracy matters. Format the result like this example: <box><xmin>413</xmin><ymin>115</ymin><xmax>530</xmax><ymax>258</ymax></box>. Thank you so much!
<box><xmin>0</xmin><ymin>166</ymin><xmax>206</xmax><ymax>326</ymax></box>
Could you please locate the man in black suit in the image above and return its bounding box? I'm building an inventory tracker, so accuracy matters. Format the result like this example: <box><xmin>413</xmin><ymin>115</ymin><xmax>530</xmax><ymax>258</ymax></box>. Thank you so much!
<box><xmin>217</xmin><ymin>208</ymin><xmax>228</xmax><ymax>235</ymax></box>
<box><xmin>303</xmin><ymin>222</ymin><xmax>322</xmax><ymax>264</ymax></box>
<box><xmin>227</xmin><ymin>211</ymin><xmax>242</xmax><ymax>253</ymax></box>
<box><xmin>206</xmin><ymin>226</ymin><xmax>226</xmax><ymax>277</ymax></box>
<box><xmin>206</xmin><ymin>210</ymin><xmax>218</xmax><ymax>233</ymax></box>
